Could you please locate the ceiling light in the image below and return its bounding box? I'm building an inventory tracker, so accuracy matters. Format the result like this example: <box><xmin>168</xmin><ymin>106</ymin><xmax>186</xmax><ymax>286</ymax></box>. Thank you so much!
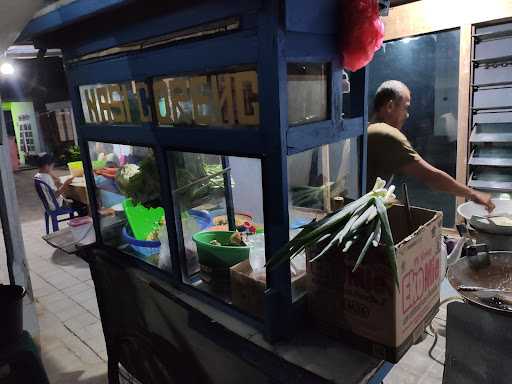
<box><xmin>0</xmin><ymin>62</ymin><xmax>15</xmax><ymax>76</ymax></box>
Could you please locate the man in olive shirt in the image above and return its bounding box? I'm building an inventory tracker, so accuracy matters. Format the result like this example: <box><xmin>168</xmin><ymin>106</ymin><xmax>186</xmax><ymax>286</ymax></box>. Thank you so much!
<box><xmin>367</xmin><ymin>80</ymin><xmax>495</xmax><ymax>211</ymax></box>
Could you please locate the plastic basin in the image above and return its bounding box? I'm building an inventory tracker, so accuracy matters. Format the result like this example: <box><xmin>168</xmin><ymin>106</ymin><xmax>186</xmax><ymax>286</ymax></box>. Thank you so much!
<box><xmin>192</xmin><ymin>231</ymin><xmax>249</xmax><ymax>269</ymax></box>
<box><xmin>122</xmin><ymin>226</ymin><xmax>160</xmax><ymax>258</ymax></box>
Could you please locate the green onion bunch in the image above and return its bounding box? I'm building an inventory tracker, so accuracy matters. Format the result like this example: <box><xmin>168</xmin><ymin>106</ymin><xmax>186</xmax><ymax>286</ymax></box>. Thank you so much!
<box><xmin>267</xmin><ymin>178</ymin><xmax>399</xmax><ymax>288</ymax></box>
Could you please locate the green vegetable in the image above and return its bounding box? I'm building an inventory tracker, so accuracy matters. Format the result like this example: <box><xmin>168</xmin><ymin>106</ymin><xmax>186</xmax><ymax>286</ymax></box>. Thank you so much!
<box><xmin>119</xmin><ymin>155</ymin><xmax>161</xmax><ymax>209</ymax></box>
<box><xmin>66</xmin><ymin>145</ymin><xmax>81</xmax><ymax>162</ymax></box>
<box><xmin>267</xmin><ymin>178</ymin><xmax>399</xmax><ymax>288</ymax></box>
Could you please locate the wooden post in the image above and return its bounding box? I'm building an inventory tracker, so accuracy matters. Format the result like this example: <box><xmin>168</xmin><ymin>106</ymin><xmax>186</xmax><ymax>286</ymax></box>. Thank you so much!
<box><xmin>455</xmin><ymin>24</ymin><xmax>473</xmax><ymax>220</ymax></box>
<box><xmin>321</xmin><ymin>145</ymin><xmax>332</xmax><ymax>212</ymax></box>
<box><xmin>0</xmin><ymin>95</ymin><xmax>39</xmax><ymax>334</ymax></box>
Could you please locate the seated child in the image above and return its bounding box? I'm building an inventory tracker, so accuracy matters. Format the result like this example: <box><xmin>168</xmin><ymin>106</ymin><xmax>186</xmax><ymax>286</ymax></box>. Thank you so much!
<box><xmin>34</xmin><ymin>153</ymin><xmax>88</xmax><ymax>216</ymax></box>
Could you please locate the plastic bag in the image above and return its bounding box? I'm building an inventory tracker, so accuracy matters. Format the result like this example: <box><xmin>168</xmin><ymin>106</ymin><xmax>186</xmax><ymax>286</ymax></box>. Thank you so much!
<box><xmin>341</xmin><ymin>0</ymin><xmax>385</xmax><ymax>72</ymax></box>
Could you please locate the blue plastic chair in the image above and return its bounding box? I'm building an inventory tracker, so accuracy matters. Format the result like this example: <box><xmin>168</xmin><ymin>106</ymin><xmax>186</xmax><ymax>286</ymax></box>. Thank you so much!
<box><xmin>34</xmin><ymin>178</ymin><xmax>78</xmax><ymax>234</ymax></box>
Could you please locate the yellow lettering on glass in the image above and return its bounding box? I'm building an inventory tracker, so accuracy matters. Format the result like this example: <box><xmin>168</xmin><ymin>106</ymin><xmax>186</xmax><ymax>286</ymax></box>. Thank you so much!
<box><xmin>234</xmin><ymin>71</ymin><xmax>259</xmax><ymax>125</ymax></box>
<box><xmin>84</xmin><ymin>88</ymin><xmax>100</xmax><ymax>123</ymax></box>
<box><xmin>96</xmin><ymin>87</ymin><xmax>113</xmax><ymax>123</ymax></box>
<box><xmin>81</xmin><ymin>70</ymin><xmax>260</xmax><ymax>127</ymax></box>
<box><xmin>215</xmin><ymin>74</ymin><xmax>235</xmax><ymax>125</ymax></box>
<box><xmin>190</xmin><ymin>76</ymin><xmax>211</xmax><ymax>125</ymax></box>
<box><xmin>108</xmin><ymin>84</ymin><xmax>126</xmax><ymax>123</ymax></box>
<box><xmin>169</xmin><ymin>78</ymin><xmax>192</xmax><ymax>124</ymax></box>
<box><xmin>120</xmin><ymin>84</ymin><xmax>133</xmax><ymax>123</ymax></box>
<box><xmin>153</xmin><ymin>79</ymin><xmax>172</xmax><ymax>125</ymax></box>
<box><xmin>134</xmin><ymin>82</ymin><xmax>151</xmax><ymax>123</ymax></box>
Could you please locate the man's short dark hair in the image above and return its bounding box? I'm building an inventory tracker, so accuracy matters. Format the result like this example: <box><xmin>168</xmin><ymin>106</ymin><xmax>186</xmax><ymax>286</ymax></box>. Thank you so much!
<box><xmin>373</xmin><ymin>80</ymin><xmax>408</xmax><ymax>112</ymax></box>
<box><xmin>36</xmin><ymin>153</ymin><xmax>54</xmax><ymax>168</ymax></box>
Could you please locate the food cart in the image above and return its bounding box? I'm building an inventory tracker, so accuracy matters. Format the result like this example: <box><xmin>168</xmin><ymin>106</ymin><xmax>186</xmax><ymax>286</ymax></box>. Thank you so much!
<box><xmin>20</xmin><ymin>1</ymin><xmax>394</xmax><ymax>382</ymax></box>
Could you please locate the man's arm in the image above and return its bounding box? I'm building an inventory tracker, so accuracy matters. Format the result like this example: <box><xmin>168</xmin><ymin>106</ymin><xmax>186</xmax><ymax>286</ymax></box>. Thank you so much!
<box><xmin>400</xmin><ymin>159</ymin><xmax>495</xmax><ymax>211</ymax></box>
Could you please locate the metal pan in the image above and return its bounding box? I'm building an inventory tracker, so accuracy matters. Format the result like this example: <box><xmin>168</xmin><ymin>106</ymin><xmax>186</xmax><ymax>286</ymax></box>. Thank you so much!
<box><xmin>447</xmin><ymin>251</ymin><xmax>512</xmax><ymax>313</ymax></box>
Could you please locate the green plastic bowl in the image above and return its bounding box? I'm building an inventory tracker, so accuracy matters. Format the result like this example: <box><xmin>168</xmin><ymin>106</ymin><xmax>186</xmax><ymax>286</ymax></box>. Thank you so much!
<box><xmin>192</xmin><ymin>231</ymin><xmax>249</xmax><ymax>269</ymax></box>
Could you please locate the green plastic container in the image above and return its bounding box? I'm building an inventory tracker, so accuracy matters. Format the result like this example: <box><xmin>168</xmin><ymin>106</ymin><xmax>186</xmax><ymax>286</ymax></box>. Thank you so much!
<box><xmin>92</xmin><ymin>160</ymin><xmax>107</xmax><ymax>170</ymax></box>
<box><xmin>122</xmin><ymin>199</ymin><xmax>164</xmax><ymax>241</ymax></box>
<box><xmin>192</xmin><ymin>231</ymin><xmax>250</xmax><ymax>268</ymax></box>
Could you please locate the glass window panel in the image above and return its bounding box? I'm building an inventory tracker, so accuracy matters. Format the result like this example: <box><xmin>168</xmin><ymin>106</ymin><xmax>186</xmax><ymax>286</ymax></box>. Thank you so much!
<box><xmin>287</xmin><ymin>63</ymin><xmax>329</xmax><ymax>125</ymax></box>
<box><xmin>168</xmin><ymin>151</ymin><xmax>266</xmax><ymax>317</ymax></box>
<box><xmin>87</xmin><ymin>142</ymin><xmax>170</xmax><ymax>271</ymax></box>
<box><xmin>368</xmin><ymin>30</ymin><xmax>460</xmax><ymax>227</ymax></box>
<box><xmin>155</xmin><ymin>69</ymin><xmax>259</xmax><ymax>127</ymax></box>
<box><xmin>287</xmin><ymin>137</ymin><xmax>360</xmax><ymax>300</ymax></box>
<box><xmin>79</xmin><ymin>81</ymin><xmax>153</xmax><ymax>124</ymax></box>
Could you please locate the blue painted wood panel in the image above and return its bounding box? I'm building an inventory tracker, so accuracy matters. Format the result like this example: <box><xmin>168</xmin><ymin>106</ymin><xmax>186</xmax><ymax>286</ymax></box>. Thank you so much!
<box><xmin>66</xmin><ymin>30</ymin><xmax>258</xmax><ymax>85</ymax></box>
<box><xmin>284</xmin><ymin>0</ymin><xmax>339</xmax><ymax>34</ymax></box>
<box><xmin>61</xmin><ymin>1</ymin><xmax>262</xmax><ymax>59</ymax></box>
<box><xmin>287</xmin><ymin>119</ymin><xmax>363</xmax><ymax>155</ymax></box>
<box><xmin>18</xmin><ymin>0</ymin><xmax>129</xmax><ymax>42</ymax></box>
<box><xmin>285</xmin><ymin>32</ymin><xmax>337</xmax><ymax>61</ymax></box>
<box><xmin>78</xmin><ymin>124</ymin><xmax>266</xmax><ymax>157</ymax></box>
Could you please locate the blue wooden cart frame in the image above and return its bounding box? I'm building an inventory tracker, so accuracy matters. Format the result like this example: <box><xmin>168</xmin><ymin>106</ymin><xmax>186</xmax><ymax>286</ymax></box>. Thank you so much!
<box><xmin>20</xmin><ymin>0</ymin><xmax>370</xmax><ymax>343</ymax></box>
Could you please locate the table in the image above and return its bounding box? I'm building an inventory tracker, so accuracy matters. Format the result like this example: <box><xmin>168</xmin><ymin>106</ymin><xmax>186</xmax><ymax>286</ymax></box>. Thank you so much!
<box><xmin>59</xmin><ymin>175</ymin><xmax>88</xmax><ymax>205</ymax></box>
<box><xmin>42</xmin><ymin>227</ymin><xmax>81</xmax><ymax>254</ymax></box>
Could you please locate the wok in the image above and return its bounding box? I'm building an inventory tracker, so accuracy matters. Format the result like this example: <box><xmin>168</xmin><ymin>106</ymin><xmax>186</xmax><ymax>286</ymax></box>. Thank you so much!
<box><xmin>447</xmin><ymin>251</ymin><xmax>512</xmax><ymax>313</ymax></box>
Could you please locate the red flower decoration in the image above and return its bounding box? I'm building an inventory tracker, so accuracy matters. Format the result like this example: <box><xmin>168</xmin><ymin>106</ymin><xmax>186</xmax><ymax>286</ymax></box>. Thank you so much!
<box><xmin>340</xmin><ymin>0</ymin><xmax>385</xmax><ymax>72</ymax></box>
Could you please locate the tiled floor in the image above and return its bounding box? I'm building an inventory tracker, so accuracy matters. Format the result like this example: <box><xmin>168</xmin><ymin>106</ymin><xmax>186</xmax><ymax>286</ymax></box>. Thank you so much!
<box><xmin>2</xmin><ymin>169</ymin><xmax>449</xmax><ymax>383</ymax></box>
<box><xmin>1</xmin><ymin>168</ymin><xmax>108</xmax><ymax>384</ymax></box>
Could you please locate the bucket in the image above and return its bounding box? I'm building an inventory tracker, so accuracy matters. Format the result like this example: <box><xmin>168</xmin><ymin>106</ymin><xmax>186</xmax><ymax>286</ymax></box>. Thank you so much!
<box><xmin>122</xmin><ymin>226</ymin><xmax>161</xmax><ymax>258</ymax></box>
<box><xmin>67</xmin><ymin>161</ymin><xmax>84</xmax><ymax>177</ymax></box>
<box><xmin>68</xmin><ymin>216</ymin><xmax>95</xmax><ymax>245</ymax></box>
<box><xmin>0</xmin><ymin>284</ymin><xmax>26</xmax><ymax>346</ymax></box>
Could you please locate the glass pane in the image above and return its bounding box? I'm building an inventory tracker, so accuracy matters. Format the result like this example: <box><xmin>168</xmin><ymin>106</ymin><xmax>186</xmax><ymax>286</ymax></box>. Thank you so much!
<box><xmin>368</xmin><ymin>30</ymin><xmax>460</xmax><ymax>227</ymax></box>
<box><xmin>155</xmin><ymin>69</ymin><xmax>259</xmax><ymax>127</ymax></box>
<box><xmin>87</xmin><ymin>142</ymin><xmax>170</xmax><ymax>272</ymax></box>
<box><xmin>79</xmin><ymin>81</ymin><xmax>152</xmax><ymax>124</ymax></box>
<box><xmin>287</xmin><ymin>63</ymin><xmax>329</xmax><ymax>125</ymax></box>
<box><xmin>168</xmin><ymin>151</ymin><xmax>266</xmax><ymax>318</ymax></box>
<box><xmin>287</xmin><ymin>137</ymin><xmax>360</xmax><ymax>299</ymax></box>
<box><xmin>288</xmin><ymin>137</ymin><xmax>360</xmax><ymax>228</ymax></box>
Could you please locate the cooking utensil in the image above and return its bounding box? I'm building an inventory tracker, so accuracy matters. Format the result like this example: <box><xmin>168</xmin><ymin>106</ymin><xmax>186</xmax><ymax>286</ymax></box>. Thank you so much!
<box><xmin>402</xmin><ymin>183</ymin><xmax>414</xmax><ymax>231</ymax></box>
<box><xmin>447</xmin><ymin>251</ymin><xmax>512</xmax><ymax>313</ymax></box>
<box><xmin>471</xmin><ymin>213</ymin><xmax>512</xmax><ymax>220</ymax></box>
<box><xmin>457</xmin><ymin>285</ymin><xmax>512</xmax><ymax>293</ymax></box>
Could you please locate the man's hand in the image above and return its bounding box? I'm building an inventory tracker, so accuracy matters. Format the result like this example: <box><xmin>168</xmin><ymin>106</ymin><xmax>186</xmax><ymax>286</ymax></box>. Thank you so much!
<box><xmin>469</xmin><ymin>190</ymin><xmax>495</xmax><ymax>212</ymax></box>
<box><xmin>401</xmin><ymin>159</ymin><xmax>496</xmax><ymax>212</ymax></box>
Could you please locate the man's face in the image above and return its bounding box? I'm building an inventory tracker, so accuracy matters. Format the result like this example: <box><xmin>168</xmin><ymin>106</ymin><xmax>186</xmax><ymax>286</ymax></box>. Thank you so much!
<box><xmin>387</xmin><ymin>89</ymin><xmax>410</xmax><ymax>130</ymax></box>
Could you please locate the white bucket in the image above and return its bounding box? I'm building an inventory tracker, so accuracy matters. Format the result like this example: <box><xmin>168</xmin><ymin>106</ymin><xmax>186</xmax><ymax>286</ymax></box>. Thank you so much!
<box><xmin>68</xmin><ymin>217</ymin><xmax>95</xmax><ymax>245</ymax></box>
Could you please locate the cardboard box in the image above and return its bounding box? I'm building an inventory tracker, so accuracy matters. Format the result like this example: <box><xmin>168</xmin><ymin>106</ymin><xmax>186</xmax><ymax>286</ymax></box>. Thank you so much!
<box><xmin>231</xmin><ymin>259</ymin><xmax>307</xmax><ymax>319</ymax></box>
<box><xmin>306</xmin><ymin>205</ymin><xmax>442</xmax><ymax>362</ymax></box>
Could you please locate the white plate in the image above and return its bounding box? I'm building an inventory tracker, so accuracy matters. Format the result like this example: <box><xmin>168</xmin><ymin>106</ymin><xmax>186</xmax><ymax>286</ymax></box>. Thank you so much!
<box><xmin>457</xmin><ymin>199</ymin><xmax>512</xmax><ymax>221</ymax></box>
